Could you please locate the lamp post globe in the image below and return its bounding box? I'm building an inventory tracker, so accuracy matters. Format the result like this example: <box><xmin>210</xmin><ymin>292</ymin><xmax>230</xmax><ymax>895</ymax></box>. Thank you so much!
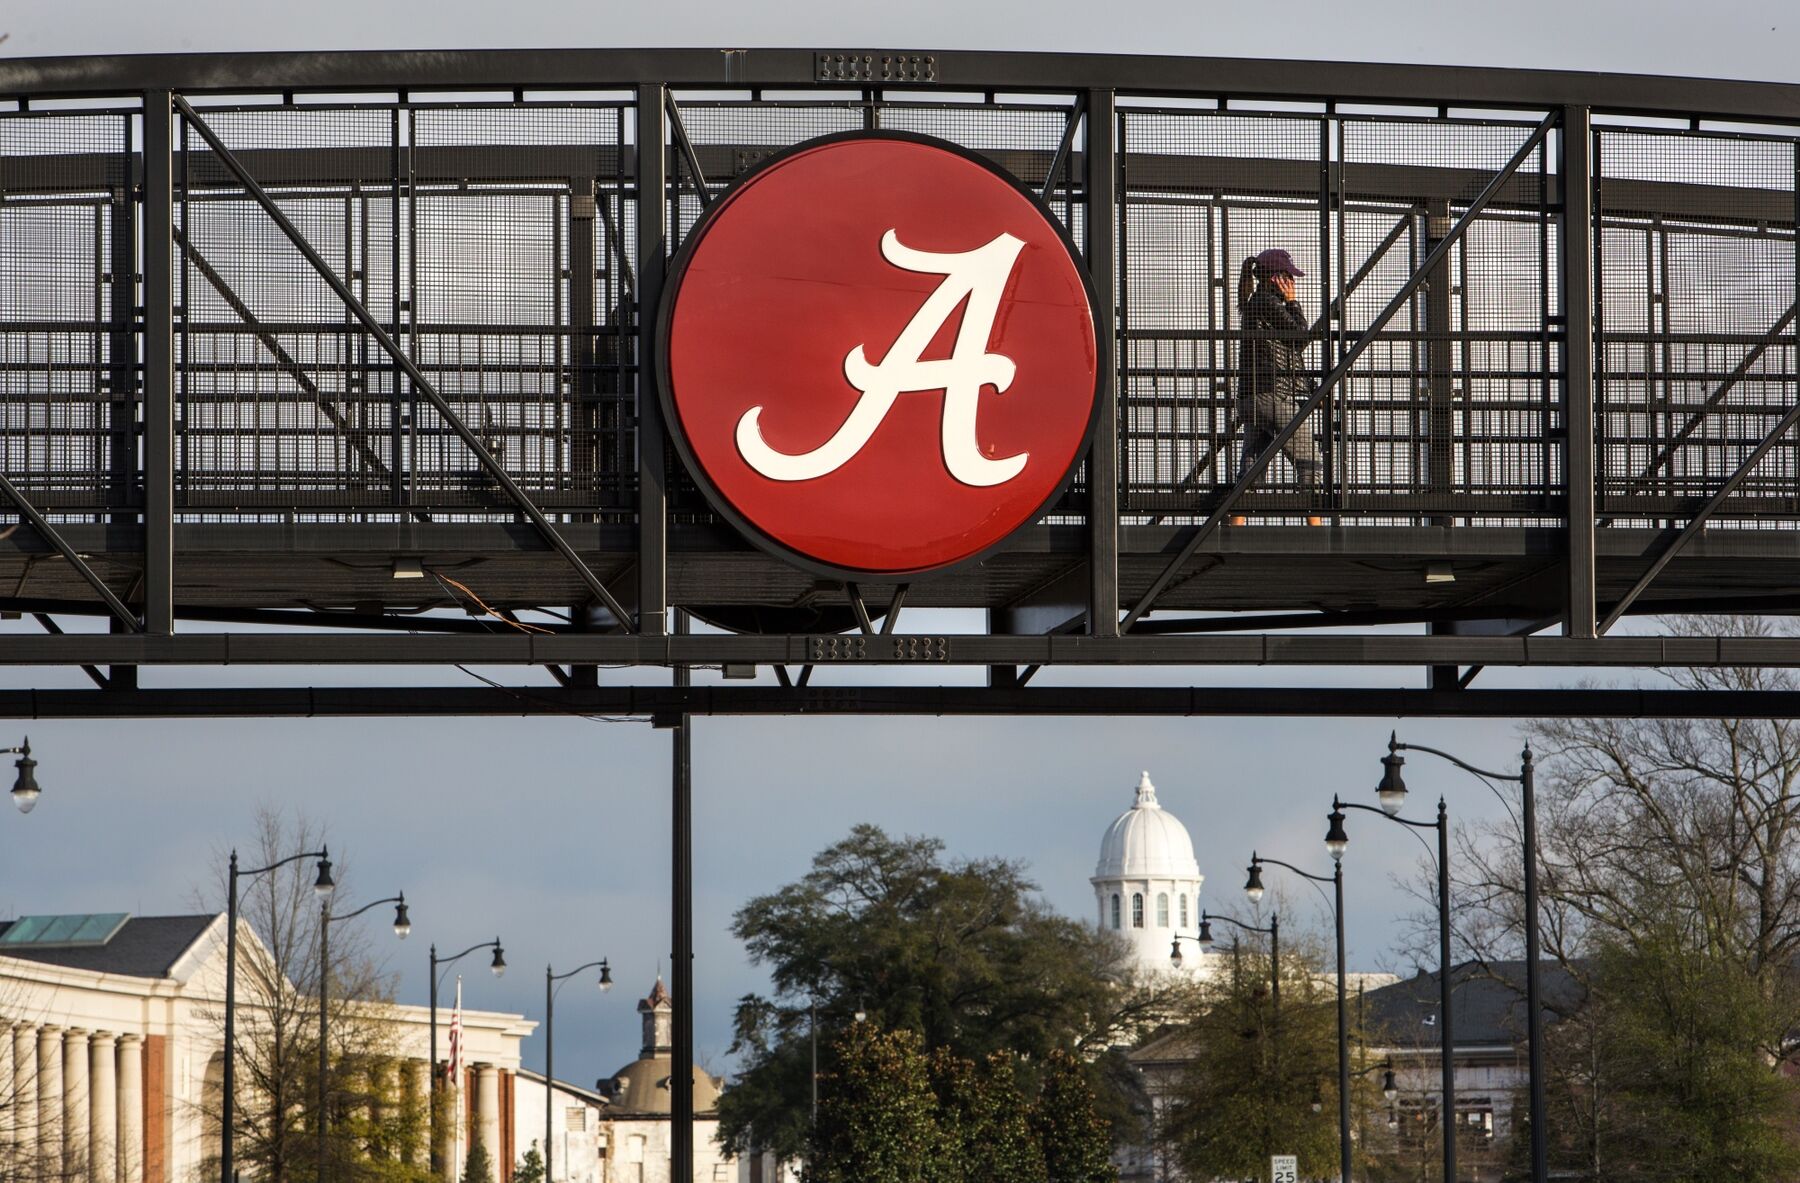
<box><xmin>598</xmin><ymin>959</ymin><xmax>614</xmax><ymax>992</ymax></box>
<box><xmin>10</xmin><ymin>740</ymin><xmax>40</xmax><ymax>814</ymax></box>
<box><xmin>1244</xmin><ymin>859</ymin><xmax>1265</xmax><ymax>903</ymax></box>
<box><xmin>1377</xmin><ymin>734</ymin><xmax>1409</xmax><ymax>816</ymax></box>
<box><xmin>393</xmin><ymin>896</ymin><xmax>411</xmax><ymax>939</ymax></box>
<box><xmin>1325</xmin><ymin>805</ymin><xmax>1349</xmax><ymax>861</ymax></box>
<box><xmin>490</xmin><ymin>942</ymin><xmax>507</xmax><ymax>977</ymax></box>
<box><xmin>312</xmin><ymin>851</ymin><xmax>335</xmax><ymax>898</ymax></box>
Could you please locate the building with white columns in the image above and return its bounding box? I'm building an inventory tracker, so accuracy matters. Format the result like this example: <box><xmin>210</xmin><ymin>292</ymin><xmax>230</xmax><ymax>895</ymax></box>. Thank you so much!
<box><xmin>1092</xmin><ymin>771</ymin><xmax>1209</xmax><ymax>979</ymax></box>
<box><xmin>0</xmin><ymin>912</ymin><xmax>533</xmax><ymax>1183</ymax></box>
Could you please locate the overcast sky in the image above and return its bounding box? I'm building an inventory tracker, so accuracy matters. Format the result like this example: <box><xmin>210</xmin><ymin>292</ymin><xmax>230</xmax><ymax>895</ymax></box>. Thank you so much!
<box><xmin>1</xmin><ymin>0</ymin><xmax>1796</xmax><ymax>1094</ymax></box>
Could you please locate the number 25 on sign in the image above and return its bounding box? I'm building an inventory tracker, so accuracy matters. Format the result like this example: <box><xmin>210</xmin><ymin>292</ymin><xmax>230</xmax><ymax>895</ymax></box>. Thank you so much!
<box><xmin>1270</xmin><ymin>1154</ymin><xmax>1298</xmax><ymax>1183</ymax></box>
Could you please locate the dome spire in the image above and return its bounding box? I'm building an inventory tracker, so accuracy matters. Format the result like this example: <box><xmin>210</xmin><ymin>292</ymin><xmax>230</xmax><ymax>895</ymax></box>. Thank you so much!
<box><xmin>1135</xmin><ymin>770</ymin><xmax>1160</xmax><ymax>809</ymax></box>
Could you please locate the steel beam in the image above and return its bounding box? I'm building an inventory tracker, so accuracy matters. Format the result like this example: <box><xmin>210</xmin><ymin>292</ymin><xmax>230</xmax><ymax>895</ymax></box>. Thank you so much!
<box><xmin>169</xmin><ymin>95</ymin><xmax>636</xmax><ymax>631</ymax></box>
<box><xmin>142</xmin><ymin>89</ymin><xmax>175</xmax><ymax>635</ymax></box>
<box><xmin>6</xmin><ymin>52</ymin><xmax>1800</xmax><ymax>125</ymax></box>
<box><xmin>1121</xmin><ymin>111</ymin><xmax>1558</xmax><ymax>629</ymax></box>
<box><xmin>0</xmin><ymin>475</ymin><xmax>138</xmax><ymax>630</ymax></box>
<box><xmin>1086</xmin><ymin>90</ymin><xmax>1120</xmax><ymax>636</ymax></box>
<box><xmin>636</xmin><ymin>85</ymin><xmax>669</xmax><ymax>636</ymax></box>
<box><xmin>0</xmin><ymin>630</ymin><xmax>1797</xmax><ymax>667</ymax></box>
<box><xmin>1563</xmin><ymin>106</ymin><xmax>1597</xmax><ymax>637</ymax></box>
<box><xmin>5</xmin><ymin>684</ymin><xmax>1800</xmax><ymax>719</ymax></box>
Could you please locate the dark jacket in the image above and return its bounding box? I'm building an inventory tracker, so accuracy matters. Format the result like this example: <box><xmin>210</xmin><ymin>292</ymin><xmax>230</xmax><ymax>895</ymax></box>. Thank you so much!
<box><xmin>1237</xmin><ymin>283</ymin><xmax>1314</xmax><ymax>404</ymax></box>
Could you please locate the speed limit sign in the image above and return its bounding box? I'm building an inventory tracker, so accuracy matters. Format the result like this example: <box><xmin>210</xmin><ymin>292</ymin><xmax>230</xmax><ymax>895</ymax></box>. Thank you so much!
<box><xmin>1270</xmin><ymin>1154</ymin><xmax>1298</xmax><ymax>1183</ymax></box>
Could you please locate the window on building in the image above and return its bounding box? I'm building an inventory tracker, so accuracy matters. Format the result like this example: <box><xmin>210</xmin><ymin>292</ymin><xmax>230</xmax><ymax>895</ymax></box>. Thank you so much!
<box><xmin>1180</xmin><ymin>893</ymin><xmax>1189</xmax><ymax>927</ymax></box>
<box><xmin>1156</xmin><ymin>893</ymin><xmax>1169</xmax><ymax>927</ymax></box>
<box><xmin>1132</xmin><ymin>893</ymin><xmax>1144</xmax><ymax>928</ymax></box>
<box><xmin>1111</xmin><ymin>894</ymin><xmax>1120</xmax><ymax>929</ymax></box>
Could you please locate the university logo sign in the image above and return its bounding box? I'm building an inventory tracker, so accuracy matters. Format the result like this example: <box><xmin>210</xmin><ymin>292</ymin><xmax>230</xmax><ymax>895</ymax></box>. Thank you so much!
<box><xmin>659</xmin><ymin>131</ymin><xmax>1101</xmax><ymax>578</ymax></box>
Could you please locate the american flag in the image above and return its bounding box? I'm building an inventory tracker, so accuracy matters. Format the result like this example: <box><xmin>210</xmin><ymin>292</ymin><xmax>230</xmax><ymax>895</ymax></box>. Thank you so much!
<box><xmin>447</xmin><ymin>976</ymin><xmax>463</xmax><ymax>1084</ymax></box>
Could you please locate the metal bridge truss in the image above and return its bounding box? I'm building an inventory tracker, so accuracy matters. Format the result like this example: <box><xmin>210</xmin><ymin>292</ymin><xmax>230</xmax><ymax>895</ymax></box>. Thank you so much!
<box><xmin>2</xmin><ymin>51</ymin><xmax>1800</xmax><ymax>716</ymax></box>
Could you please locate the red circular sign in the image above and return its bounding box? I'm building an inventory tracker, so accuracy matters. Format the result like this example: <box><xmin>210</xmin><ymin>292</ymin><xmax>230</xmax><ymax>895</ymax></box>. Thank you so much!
<box><xmin>660</xmin><ymin>132</ymin><xmax>1100</xmax><ymax>578</ymax></box>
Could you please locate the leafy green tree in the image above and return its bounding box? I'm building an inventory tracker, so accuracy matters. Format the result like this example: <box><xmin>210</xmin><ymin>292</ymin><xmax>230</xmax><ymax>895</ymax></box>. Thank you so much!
<box><xmin>719</xmin><ymin>824</ymin><xmax>1158</xmax><ymax>1163</ymax></box>
<box><xmin>459</xmin><ymin>1135</ymin><xmax>494</xmax><ymax>1183</ymax></box>
<box><xmin>1162</xmin><ymin>929</ymin><xmax>1353</xmax><ymax>1182</ymax></box>
<box><xmin>512</xmin><ymin>1143</ymin><xmax>545</xmax><ymax>1183</ymax></box>
<box><xmin>809</xmin><ymin>1024</ymin><xmax>944</xmax><ymax>1183</ymax></box>
<box><xmin>929</xmin><ymin>1048</ymin><xmax>1047</xmax><ymax>1183</ymax></box>
<box><xmin>1030</xmin><ymin>1048</ymin><xmax>1118</xmax><ymax>1183</ymax></box>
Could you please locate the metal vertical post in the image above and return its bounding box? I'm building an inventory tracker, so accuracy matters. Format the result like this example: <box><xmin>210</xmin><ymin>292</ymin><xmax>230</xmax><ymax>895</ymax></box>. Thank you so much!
<box><xmin>429</xmin><ymin>946</ymin><xmax>440</xmax><ymax>1179</ymax></box>
<box><xmin>222</xmin><ymin>853</ymin><xmax>239</xmax><ymax>1183</ymax></box>
<box><xmin>1335</xmin><ymin>864</ymin><xmax>1350</xmax><ymax>1183</ymax></box>
<box><xmin>671</xmin><ymin>608</ymin><xmax>693</xmax><ymax>1182</ymax></box>
<box><xmin>635</xmin><ymin>86</ymin><xmax>669</xmax><ymax>637</ymax></box>
<box><xmin>318</xmin><ymin>900</ymin><xmax>330</xmax><ymax>1181</ymax></box>
<box><xmin>1085</xmin><ymin>90</ymin><xmax>1119</xmax><ymax>636</ymax></box>
<box><xmin>1561</xmin><ymin>107</ymin><xmax>1596</xmax><ymax>637</ymax></box>
<box><xmin>1437</xmin><ymin>798</ymin><xmax>1457</xmax><ymax>1183</ymax></box>
<box><xmin>141</xmin><ymin>90</ymin><xmax>175</xmax><ymax>636</ymax></box>
<box><xmin>544</xmin><ymin>967</ymin><xmax>555</xmax><ymax>1183</ymax></box>
<box><xmin>1522</xmin><ymin>749</ymin><xmax>1547</xmax><ymax>1183</ymax></box>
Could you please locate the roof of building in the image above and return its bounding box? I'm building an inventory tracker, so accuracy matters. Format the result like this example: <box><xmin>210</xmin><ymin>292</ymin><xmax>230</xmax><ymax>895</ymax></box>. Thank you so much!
<box><xmin>601</xmin><ymin>1058</ymin><xmax>723</xmax><ymax>1117</ymax></box>
<box><xmin>513</xmin><ymin>1068</ymin><xmax>610</xmax><ymax>1107</ymax></box>
<box><xmin>1094</xmin><ymin>771</ymin><xmax>1201</xmax><ymax>882</ymax></box>
<box><xmin>0</xmin><ymin>914</ymin><xmax>216</xmax><ymax>979</ymax></box>
<box><xmin>1362</xmin><ymin>960</ymin><xmax>1584</xmax><ymax>1050</ymax></box>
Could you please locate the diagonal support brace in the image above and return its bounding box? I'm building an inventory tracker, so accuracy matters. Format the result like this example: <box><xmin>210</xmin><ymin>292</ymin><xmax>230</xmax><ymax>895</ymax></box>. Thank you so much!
<box><xmin>1121</xmin><ymin>109</ymin><xmax>1557</xmax><ymax>631</ymax></box>
<box><xmin>173</xmin><ymin>95</ymin><xmax>635</xmax><ymax>632</ymax></box>
<box><xmin>0</xmin><ymin>473</ymin><xmax>140</xmax><ymax>630</ymax></box>
<box><xmin>665</xmin><ymin>93</ymin><xmax>712</xmax><ymax>211</ymax></box>
<box><xmin>1600</xmin><ymin>394</ymin><xmax>1800</xmax><ymax>632</ymax></box>
<box><xmin>1625</xmin><ymin>299</ymin><xmax>1799</xmax><ymax>493</ymax></box>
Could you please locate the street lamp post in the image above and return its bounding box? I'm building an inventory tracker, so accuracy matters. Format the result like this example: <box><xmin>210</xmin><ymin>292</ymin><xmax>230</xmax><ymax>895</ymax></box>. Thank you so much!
<box><xmin>1328</xmin><ymin>794</ymin><xmax>1456</xmax><ymax>1183</ymax></box>
<box><xmin>1383</xmin><ymin>732</ymin><xmax>1544</xmax><ymax>1183</ymax></box>
<box><xmin>4</xmin><ymin>738</ymin><xmax>40</xmax><ymax>813</ymax></box>
<box><xmin>1172</xmin><ymin>910</ymin><xmax>1281</xmax><ymax>1023</ymax></box>
<box><xmin>222</xmin><ymin>847</ymin><xmax>335</xmax><ymax>1183</ymax></box>
<box><xmin>319</xmin><ymin>894</ymin><xmax>410</xmax><ymax>1180</ymax></box>
<box><xmin>1248</xmin><ymin>854</ymin><xmax>1350</xmax><ymax>1183</ymax></box>
<box><xmin>428</xmin><ymin>938</ymin><xmax>506</xmax><ymax>1177</ymax></box>
<box><xmin>544</xmin><ymin>959</ymin><xmax>611</xmax><ymax>1183</ymax></box>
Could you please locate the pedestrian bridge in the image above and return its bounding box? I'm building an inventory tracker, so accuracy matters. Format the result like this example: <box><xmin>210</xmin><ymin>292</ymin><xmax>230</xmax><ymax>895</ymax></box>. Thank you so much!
<box><xmin>0</xmin><ymin>49</ymin><xmax>1797</xmax><ymax>679</ymax></box>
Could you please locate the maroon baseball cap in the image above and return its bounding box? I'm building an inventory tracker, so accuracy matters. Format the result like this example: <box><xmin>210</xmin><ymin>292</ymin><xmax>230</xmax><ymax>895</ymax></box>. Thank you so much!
<box><xmin>1256</xmin><ymin>248</ymin><xmax>1305</xmax><ymax>277</ymax></box>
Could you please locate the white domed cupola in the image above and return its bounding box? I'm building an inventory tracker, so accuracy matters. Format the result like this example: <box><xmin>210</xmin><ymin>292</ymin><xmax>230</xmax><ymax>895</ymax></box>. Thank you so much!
<box><xmin>1091</xmin><ymin>771</ymin><xmax>1206</xmax><ymax>976</ymax></box>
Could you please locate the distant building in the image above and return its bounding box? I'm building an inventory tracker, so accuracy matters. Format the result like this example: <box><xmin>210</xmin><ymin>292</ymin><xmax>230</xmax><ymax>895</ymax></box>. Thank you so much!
<box><xmin>514</xmin><ymin>977</ymin><xmax>734</xmax><ymax>1183</ymax></box>
<box><xmin>1092</xmin><ymin>772</ymin><xmax>1208</xmax><ymax>980</ymax></box>
<box><xmin>0</xmin><ymin>911</ymin><xmax>532</xmax><ymax>1183</ymax></box>
<box><xmin>1362</xmin><ymin>958</ymin><xmax>1582</xmax><ymax>1179</ymax></box>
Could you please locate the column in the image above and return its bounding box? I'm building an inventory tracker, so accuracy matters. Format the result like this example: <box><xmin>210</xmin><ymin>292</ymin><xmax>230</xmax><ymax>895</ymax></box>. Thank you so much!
<box><xmin>475</xmin><ymin>1064</ymin><xmax>500</xmax><ymax>1170</ymax></box>
<box><xmin>13</xmin><ymin>1024</ymin><xmax>38</xmax><ymax>1168</ymax></box>
<box><xmin>37</xmin><ymin>1025</ymin><xmax>62</xmax><ymax>1173</ymax></box>
<box><xmin>407</xmin><ymin>1059</ymin><xmax>431</xmax><ymax>1167</ymax></box>
<box><xmin>118</xmin><ymin>1035</ymin><xmax>144</xmax><ymax>1183</ymax></box>
<box><xmin>0</xmin><ymin>1021</ymin><xmax>13</xmax><ymax>1169</ymax></box>
<box><xmin>64</xmin><ymin>1028</ymin><xmax>90</xmax><ymax>1173</ymax></box>
<box><xmin>91</xmin><ymin>1031</ymin><xmax>118</xmax><ymax>1183</ymax></box>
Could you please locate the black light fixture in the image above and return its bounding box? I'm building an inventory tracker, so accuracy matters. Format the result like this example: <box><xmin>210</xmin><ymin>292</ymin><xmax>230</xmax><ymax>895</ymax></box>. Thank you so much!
<box><xmin>9</xmin><ymin>739</ymin><xmax>39</xmax><ymax>814</ymax></box>
<box><xmin>1383</xmin><ymin>1067</ymin><xmax>1399</xmax><ymax>1102</ymax></box>
<box><xmin>1196</xmin><ymin>917</ymin><xmax>1215</xmax><ymax>950</ymax></box>
<box><xmin>490</xmin><ymin>941</ymin><xmax>507</xmax><ymax>977</ymax></box>
<box><xmin>312</xmin><ymin>850</ymin><xmax>335</xmax><ymax>898</ymax></box>
<box><xmin>1169</xmin><ymin>938</ymin><xmax>1184</xmax><ymax>968</ymax></box>
<box><xmin>598</xmin><ymin>959</ymin><xmax>614</xmax><ymax>992</ymax></box>
<box><xmin>1311</xmin><ymin>1086</ymin><xmax>1324</xmax><ymax>1114</ymax></box>
<box><xmin>1325</xmin><ymin>804</ymin><xmax>1349</xmax><ymax>862</ymax></box>
<box><xmin>392</xmin><ymin>894</ymin><xmax>412</xmax><ymax>939</ymax></box>
<box><xmin>1377</xmin><ymin>733</ymin><xmax>1409</xmax><ymax>816</ymax></box>
<box><xmin>1244</xmin><ymin>858</ymin><xmax>1266</xmax><ymax>903</ymax></box>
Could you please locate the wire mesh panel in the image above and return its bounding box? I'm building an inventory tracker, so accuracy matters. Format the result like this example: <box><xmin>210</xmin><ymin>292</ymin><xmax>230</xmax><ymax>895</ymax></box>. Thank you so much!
<box><xmin>1596</xmin><ymin>128</ymin><xmax>1799</xmax><ymax>524</ymax></box>
<box><xmin>175</xmin><ymin>104</ymin><xmax>399</xmax><ymax>511</ymax></box>
<box><xmin>1117</xmin><ymin>109</ymin><xmax>1327</xmax><ymax>519</ymax></box>
<box><xmin>0</xmin><ymin>111</ymin><xmax>135</xmax><ymax>515</ymax></box>
<box><xmin>411</xmin><ymin>104</ymin><xmax>630</xmax><ymax>514</ymax></box>
<box><xmin>1337</xmin><ymin>116</ymin><xmax>1555</xmax><ymax>522</ymax></box>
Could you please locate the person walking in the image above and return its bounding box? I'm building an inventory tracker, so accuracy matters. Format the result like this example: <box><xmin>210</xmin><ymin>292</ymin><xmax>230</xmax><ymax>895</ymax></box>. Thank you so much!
<box><xmin>1232</xmin><ymin>247</ymin><xmax>1323</xmax><ymax>526</ymax></box>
